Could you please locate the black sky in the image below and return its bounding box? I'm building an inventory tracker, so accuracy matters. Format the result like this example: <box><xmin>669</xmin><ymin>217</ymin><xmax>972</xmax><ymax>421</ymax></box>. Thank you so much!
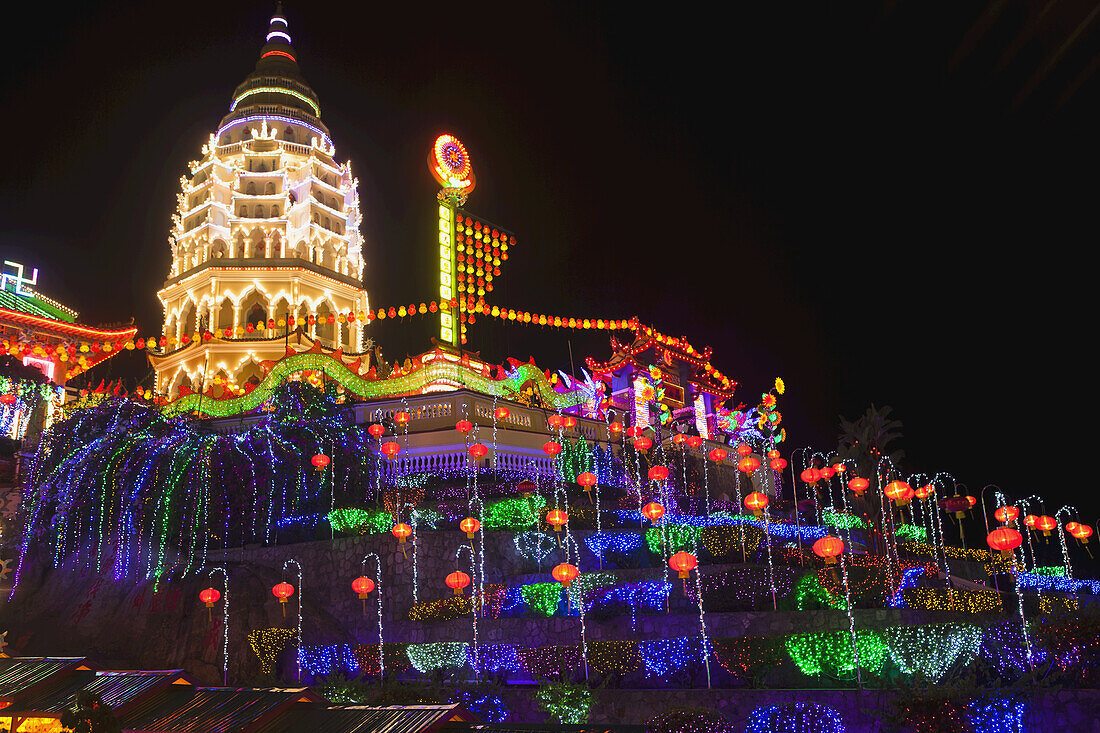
<box><xmin>0</xmin><ymin>2</ymin><xmax>1093</xmax><ymax>518</ymax></box>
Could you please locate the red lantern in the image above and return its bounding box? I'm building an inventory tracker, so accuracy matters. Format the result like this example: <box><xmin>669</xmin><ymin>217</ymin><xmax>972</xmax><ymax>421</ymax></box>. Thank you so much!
<box><xmin>1069</xmin><ymin>523</ymin><xmax>1093</xmax><ymax>543</ymax></box>
<box><xmin>311</xmin><ymin>454</ymin><xmax>330</xmax><ymax>471</ymax></box>
<box><xmin>563</xmin><ymin>416</ymin><xmax>578</xmax><ymax>429</ymax></box>
<box><xmin>767</xmin><ymin>449</ymin><xmax>781</xmax><ymax>460</ymax></box>
<box><xmin>769</xmin><ymin>458</ymin><xmax>788</xmax><ymax>471</ymax></box>
<box><xmin>744</xmin><ymin>491</ymin><xmax>769</xmax><ymax>517</ymax></box>
<box><xmin>517</xmin><ymin>479</ymin><xmax>537</xmax><ymax>497</ymax></box>
<box><xmin>455</xmin><ymin>419</ymin><xmax>474</xmax><ymax>434</ymax></box>
<box><xmin>965</xmin><ymin>496</ymin><xmax>977</xmax><ymax>508</ymax></box>
<box><xmin>633</xmin><ymin>437</ymin><xmax>653</xmax><ymax>451</ymax></box>
<box><xmin>1024</xmin><ymin>514</ymin><xmax>1038</xmax><ymax>529</ymax></box>
<box><xmin>648</xmin><ymin>465</ymin><xmax>670</xmax><ymax>482</ymax></box>
<box><xmin>915</xmin><ymin>485</ymin><xmax>934</xmax><ymax>500</ymax></box>
<box><xmin>460</xmin><ymin>517</ymin><xmax>481</xmax><ymax>538</ymax></box>
<box><xmin>546</xmin><ymin>509</ymin><xmax>568</xmax><ymax>531</ymax></box>
<box><xmin>942</xmin><ymin>496</ymin><xmax>971</xmax><ymax>518</ymax></box>
<box><xmin>542</xmin><ymin>441</ymin><xmax>562</xmax><ymax>457</ymax></box>
<box><xmin>642</xmin><ymin>501</ymin><xmax>665</xmax><ymax>523</ymax></box>
<box><xmin>468</xmin><ymin>443</ymin><xmax>489</xmax><ymax>459</ymax></box>
<box><xmin>577</xmin><ymin>472</ymin><xmax>597</xmax><ymax>490</ymax></box>
<box><xmin>1035</xmin><ymin>515</ymin><xmax>1057</xmax><ymax>536</ymax></box>
<box><xmin>986</xmin><ymin>527</ymin><xmax>1023</xmax><ymax>558</ymax></box>
<box><xmin>392</xmin><ymin>523</ymin><xmax>412</xmax><ymax>543</ymax></box>
<box><xmin>548</xmin><ymin>415</ymin><xmax>565</xmax><ymax>429</ymax></box>
<box><xmin>609</xmin><ymin>421</ymin><xmax>623</xmax><ymax>435</ymax></box>
<box><xmin>708</xmin><ymin>447</ymin><xmax>728</xmax><ymax>462</ymax></box>
<box><xmin>380</xmin><ymin>441</ymin><xmax>401</xmax><ymax>459</ymax></box>
<box><xmin>199</xmin><ymin>588</ymin><xmax>221</xmax><ymax>607</ymax></box>
<box><xmin>625</xmin><ymin>426</ymin><xmax>644</xmax><ymax>438</ymax></box>
<box><xmin>393</xmin><ymin>410</ymin><xmax>411</xmax><ymax>425</ymax></box>
<box><xmin>0</xmin><ymin>394</ymin><xmax>16</xmax><ymax>405</ymax></box>
<box><xmin>552</xmin><ymin>563</ymin><xmax>580</xmax><ymax>586</ymax></box>
<box><xmin>736</xmin><ymin>444</ymin><xmax>753</xmax><ymax>457</ymax></box>
<box><xmin>813</xmin><ymin>536</ymin><xmax>845</xmax><ymax>564</ymax></box>
<box><xmin>801</xmin><ymin>468</ymin><xmax>822</xmax><ymax>484</ymax></box>
<box><xmin>994</xmin><ymin>506</ymin><xmax>1020</xmax><ymax>524</ymax></box>
<box><xmin>737</xmin><ymin>456</ymin><xmax>761</xmax><ymax>474</ymax></box>
<box><xmin>831</xmin><ymin>463</ymin><xmax>846</xmax><ymax>474</ymax></box>
<box><xmin>669</xmin><ymin>551</ymin><xmax>698</xmax><ymax>579</ymax></box>
<box><xmin>272</xmin><ymin>582</ymin><xmax>295</xmax><ymax>605</ymax></box>
<box><xmin>446</xmin><ymin>571</ymin><xmax>471</xmax><ymax>595</ymax></box>
<box><xmin>672</xmin><ymin>433</ymin><xmax>688</xmax><ymax>446</ymax></box>
<box><xmin>494</xmin><ymin>406</ymin><xmax>510</xmax><ymax>421</ymax></box>
<box><xmin>819</xmin><ymin>466</ymin><xmax>836</xmax><ymax>480</ymax></box>
<box><xmin>884</xmin><ymin>481</ymin><xmax>914</xmax><ymax>506</ymax></box>
<box><xmin>368</xmin><ymin>423</ymin><xmax>385</xmax><ymax>438</ymax></box>
<box><xmin>352</xmin><ymin>576</ymin><xmax>375</xmax><ymax>598</ymax></box>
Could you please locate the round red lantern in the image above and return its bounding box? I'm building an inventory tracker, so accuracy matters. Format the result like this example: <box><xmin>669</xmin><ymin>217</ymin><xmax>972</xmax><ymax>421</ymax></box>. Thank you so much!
<box><xmin>965</xmin><ymin>496</ymin><xmax>977</xmax><ymax>508</ymax></box>
<box><xmin>272</xmin><ymin>582</ymin><xmax>295</xmax><ymax>602</ymax></box>
<box><xmin>1069</xmin><ymin>523</ymin><xmax>1093</xmax><ymax>543</ymax></box>
<box><xmin>884</xmin><ymin>481</ymin><xmax>914</xmax><ymax>506</ymax></box>
<box><xmin>552</xmin><ymin>562</ymin><xmax>580</xmax><ymax>586</ymax></box>
<box><xmin>548</xmin><ymin>415</ymin><xmax>565</xmax><ymax>429</ymax></box>
<box><xmin>831</xmin><ymin>463</ymin><xmax>846</xmax><ymax>474</ymax></box>
<box><xmin>737</xmin><ymin>456</ymin><xmax>761</xmax><ymax>474</ymax></box>
<box><xmin>648</xmin><ymin>465</ymin><xmax>670</xmax><ymax>482</ymax></box>
<box><xmin>813</xmin><ymin>536</ymin><xmax>845</xmax><ymax>564</ymax></box>
<box><xmin>311</xmin><ymin>454</ymin><xmax>330</xmax><ymax>471</ymax></box>
<box><xmin>915</xmin><ymin>485</ymin><xmax>934</xmax><ymax>500</ymax></box>
<box><xmin>1024</xmin><ymin>514</ymin><xmax>1038</xmax><ymax>529</ymax></box>
<box><xmin>368</xmin><ymin>423</ymin><xmax>385</xmax><ymax>438</ymax></box>
<box><xmin>642</xmin><ymin>501</ymin><xmax>665</xmax><ymax>523</ymax></box>
<box><xmin>352</xmin><ymin>576</ymin><xmax>375</xmax><ymax>598</ymax></box>
<box><xmin>986</xmin><ymin>527</ymin><xmax>1023</xmax><ymax>558</ymax></box>
<box><xmin>546</xmin><ymin>509</ymin><xmax>568</xmax><ymax>531</ymax></box>
<box><xmin>744</xmin><ymin>491</ymin><xmax>769</xmax><ymax>516</ymax></box>
<box><xmin>633</xmin><ymin>437</ymin><xmax>653</xmax><ymax>451</ymax></box>
<box><xmin>380</xmin><ymin>441</ymin><xmax>401</xmax><ymax>459</ymax></box>
<box><xmin>459</xmin><ymin>517</ymin><xmax>481</xmax><ymax>538</ymax></box>
<box><xmin>455</xmin><ymin>419</ymin><xmax>474</xmax><ymax>434</ymax></box>
<box><xmin>392</xmin><ymin>522</ymin><xmax>412</xmax><ymax>543</ymax></box>
<box><xmin>542</xmin><ymin>441</ymin><xmax>562</xmax><ymax>457</ymax></box>
<box><xmin>847</xmin><ymin>477</ymin><xmax>869</xmax><ymax>496</ymax></box>
<box><xmin>672</xmin><ymin>433</ymin><xmax>688</xmax><ymax>446</ymax></box>
<box><xmin>801</xmin><ymin>468</ymin><xmax>821</xmax><ymax>484</ymax></box>
<box><xmin>736</xmin><ymin>444</ymin><xmax>753</xmax><ymax>457</ymax></box>
<box><xmin>199</xmin><ymin>588</ymin><xmax>220</xmax><ymax>607</ymax></box>
<box><xmin>669</xmin><ymin>551</ymin><xmax>698</xmax><ymax>579</ymax></box>
<box><xmin>0</xmin><ymin>394</ymin><xmax>16</xmax><ymax>405</ymax></box>
<box><xmin>708</xmin><ymin>447</ymin><xmax>728</xmax><ymax>462</ymax></box>
<box><xmin>625</xmin><ymin>426</ymin><xmax>644</xmax><ymax>438</ymax></box>
<box><xmin>819</xmin><ymin>466</ymin><xmax>836</xmax><ymax>480</ymax></box>
<box><xmin>1035</xmin><ymin>515</ymin><xmax>1057</xmax><ymax>536</ymax></box>
<box><xmin>446</xmin><ymin>571</ymin><xmax>471</xmax><ymax>595</ymax></box>
<box><xmin>609</xmin><ymin>421</ymin><xmax>623</xmax><ymax>435</ymax></box>
<box><xmin>494</xmin><ymin>406</ymin><xmax>510</xmax><ymax>421</ymax></box>
<box><xmin>767</xmin><ymin>449</ymin><xmax>781</xmax><ymax>460</ymax></box>
<box><xmin>517</xmin><ymin>479</ymin><xmax>537</xmax><ymax>497</ymax></box>
<box><xmin>468</xmin><ymin>443</ymin><xmax>489</xmax><ymax>459</ymax></box>
<box><xmin>563</xmin><ymin>416</ymin><xmax>578</xmax><ymax>429</ymax></box>
<box><xmin>942</xmin><ymin>496</ymin><xmax>971</xmax><ymax>518</ymax></box>
<box><xmin>577</xmin><ymin>472</ymin><xmax>597</xmax><ymax>490</ymax></box>
<box><xmin>686</xmin><ymin>435</ymin><xmax>703</xmax><ymax>449</ymax></box>
<box><xmin>994</xmin><ymin>506</ymin><xmax>1020</xmax><ymax>524</ymax></box>
<box><xmin>393</xmin><ymin>410</ymin><xmax>411</xmax><ymax>425</ymax></box>
<box><xmin>769</xmin><ymin>457</ymin><xmax>788</xmax><ymax>471</ymax></box>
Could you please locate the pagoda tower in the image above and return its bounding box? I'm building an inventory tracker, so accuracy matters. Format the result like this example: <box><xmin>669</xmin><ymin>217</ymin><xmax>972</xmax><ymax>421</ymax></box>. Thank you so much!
<box><xmin>152</xmin><ymin>6</ymin><xmax>368</xmax><ymax>398</ymax></box>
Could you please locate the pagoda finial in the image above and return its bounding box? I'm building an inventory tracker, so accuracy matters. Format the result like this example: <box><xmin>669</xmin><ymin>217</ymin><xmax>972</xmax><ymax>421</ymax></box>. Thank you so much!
<box><xmin>268</xmin><ymin>3</ymin><xmax>291</xmax><ymax>44</ymax></box>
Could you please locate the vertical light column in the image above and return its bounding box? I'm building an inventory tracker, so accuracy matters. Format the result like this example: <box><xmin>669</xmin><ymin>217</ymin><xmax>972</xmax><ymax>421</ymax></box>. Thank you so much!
<box><xmin>438</xmin><ymin>203</ymin><xmax>457</xmax><ymax>346</ymax></box>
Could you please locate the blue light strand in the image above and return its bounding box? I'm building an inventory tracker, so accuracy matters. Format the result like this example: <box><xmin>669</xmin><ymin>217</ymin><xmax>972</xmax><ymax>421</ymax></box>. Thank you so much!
<box><xmin>639</xmin><ymin>635</ymin><xmax>712</xmax><ymax>678</ymax></box>
<box><xmin>964</xmin><ymin>697</ymin><xmax>1029</xmax><ymax>733</ymax></box>
<box><xmin>745</xmin><ymin>702</ymin><xmax>847</xmax><ymax>733</ymax></box>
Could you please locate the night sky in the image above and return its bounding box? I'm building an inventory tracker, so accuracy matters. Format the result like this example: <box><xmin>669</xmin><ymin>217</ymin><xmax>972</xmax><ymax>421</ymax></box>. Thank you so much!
<box><xmin>1</xmin><ymin>3</ymin><xmax>1093</xmax><ymax>517</ymax></box>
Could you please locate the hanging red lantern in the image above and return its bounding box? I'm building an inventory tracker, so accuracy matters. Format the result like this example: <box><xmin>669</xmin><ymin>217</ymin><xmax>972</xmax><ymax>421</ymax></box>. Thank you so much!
<box><xmin>769</xmin><ymin>457</ymin><xmax>787</xmax><ymax>471</ymax></box>
<box><xmin>391</xmin><ymin>523</ymin><xmax>412</xmax><ymax>543</ymax></box>
<box><xmin>884</xmin><ymin>481</ymin><xmax>914</xmax><ymax>506</ymax></box>
<box><xmin>648</xmin><ymin>465</ymin><xmax>670</xmax><ymax>482</ymax></box>
<box><xmin>459</xmin><ymin>517</ymin><xmax>481</xmax><ymax>538</ymax></box>
<box><xmin>744</xmin><ymin>491</ymin><xmax>769</xmax><ymax>517</ymax></box>
<box><xmin>737</xmin><ymin>456</ymin><xmax>761</xmax><ymax>474</ymax></box>
<box><xmin>708</xmin><ymin>447</ymin><xmax>728</xmax><ymax>462</ymax></box>
<box><xmin>311</xmin><ymin>454</ymin><xmax>330</xmax><ymax>471</ymax></box>
<box><xmin>446</xmin><ymin>571</ymin><xmax>471</xmax><ymax>595</ymax></box>
<box><xmin>577</xmin><ymin>472</ymin><xmax>597</xmax><ymax>491</ymax></box>
<box><xmin>819</xmin><ymin>466</ymin><xmax>836</xmax><ymax>480</ymax></box>
<box><xmin>915</xmin><ymin>485</ymin><xmax>934</xmax><ymax>500</ymax></box>
<box><xmin>642</xmin><ymin>501</ymin><xmax>665</xmax><ymax>523</ymax></box>
<box><xmin>393</xmin><ymin>410</ymin><xmax>411</xmax><ymax>425</ymax></box>
<box><xmin>455</xmin><ymin>419</ymin><xmax>474</xmax><ymax>434</ymax></box>
<box><xmin>199</xmin><ymin>588</ymin><xmax>221</xmax><ymax>607</ymax></box>
<box><xmin>542</xmin><ymin>441</ymin><xmax>562</xmax><ymax>457</ymax></box>
<box><xmin>0</xmin><ymin>394</ymin><xmax>17</xmax><ymax>405</ymax></box>
<box><xmin>494</xmin><ymin>406</ymin><xmax>510</xmax><ymax>421</ymax></box>
<box><xmin>686</xmin><ymin>435</ymin><xmax>703</xmax><ymax>449</ymax></box>
<box><xmin>942</xmin><ymin>496</ymin><xmax>971</xmax><ymax>518</ymax></box>
<box><xmin>669</xmin><ymin>551</ymin><xmax>698</xmax><ymax>579</ymax></box>
<box><xmin>633</xmin><ymin>437</ymin><xmax>653</xmax><ymax>451</ymax></box>
<box><xmin>672</xmin><ymin>433</ymin><xmax>688</xmax><ymax>446</ymax></box>
<box><xmin>563</xmin><ymin>416</ymin><xmax>577</xmax><ymax>428</ymax></box>
<box><xmin>272</xmin><ymin>582</ymin><xmax>295</xmax><ymax>609</ymax></box>
<box><xmin>552</xmin><ymin>563</ymin><xmax>580</xmax><ymax>586</ymax></box>
<box><xmin>994</xmin><ymin>506</ymin><xmax>1020</xmax><ymax>524</ymax></box>
<box><xmin>1035</xmin><ymin>515</ymin><xmax>1057</xmax><ymax>536</ymax></box>
<box><xmin>813</xmin><ymin>536</ymin><xmax>845</xmax><ymax>564</ymax></box>
<box><xmin>736</xmin><ymin>444</ymin><xmax>753</xmax><ymax>456</ymax></box>
<box><xmin>1024</xmin><ymin>514</ymin><xmax>1038</xmax><ymax>529</ymax></box>
<box><xmin>801</xmin><ymin>468</ymin><xmax>822</xmax><ymax>484</ymax></box>
<box><xmin>965</xmin><ymin>496</ymin><xmax>977</xmax><ymax>508</ymax></box>
<box><xmin>1069</xmin><ymin>523</ymin><xmax>1093</xmax><ymax>543</ymax></box>
<box><xmin>548</xmin><ymin>415</ymin><xmax>565</xmax><ymax>429</ymax></box>
<box><xmin>608</xmin><ymin>421</ymin><xmax>623</xmax><ymax>435</ymax></box>
<box><xmin>831</xmin><ymin>463</ymin><xmax>846</xmax><ymax>474</ymax></box>
<box><xmin>352</xmin><ymin>576</ymin><xmax>375</xmax><ymax>598</ymax></box>
<box><xmin>380</xmin><ymin>441</ymin><xmax>401</xmax><ymax>459</ymax></box>
<box><xmin>625</xmin><ymin>426</ymin><xmax>644</xmax><ymax>438</ymax></box>
<box><xmin>546</xmin><ymin>509</ymin><xmax>568</xmax><ymax>531</ymax></box>
<box><xmin>368</xmin><ymin>423</ymin><xmax>385</xmax><ymax>438</ymax></box>
<box><xmin>517</xmin><ymin>479</ymin><xmax>537</xmax><ymax>497</ymax></box>
<box><xmin>986</xmin><ymin>527</ymin><xmax>1023</xmax><ymax>558</ymax></box>
<box><xmin>468</xmin><ymin>443</ymin><xmax>489</xmax><ymax>459</ymax></box>
<box><xmin>767</xmin><ymin>449</ymin><xmax>781</xmax><ymax>460</ymax></box>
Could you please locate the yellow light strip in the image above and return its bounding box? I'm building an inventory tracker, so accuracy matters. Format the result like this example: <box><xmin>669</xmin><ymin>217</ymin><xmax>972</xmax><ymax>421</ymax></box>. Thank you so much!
<box><xmin>231</xmin><ymin>86</ymin><xmax>320</xmax><ymax>116</ymax></box>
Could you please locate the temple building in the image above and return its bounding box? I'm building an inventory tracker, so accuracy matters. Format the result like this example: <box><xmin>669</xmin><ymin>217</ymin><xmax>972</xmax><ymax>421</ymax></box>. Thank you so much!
<box><xmin>151</xmin><ymin>6</ymin><xmax>369</xmax><ymax>398</ymax></box>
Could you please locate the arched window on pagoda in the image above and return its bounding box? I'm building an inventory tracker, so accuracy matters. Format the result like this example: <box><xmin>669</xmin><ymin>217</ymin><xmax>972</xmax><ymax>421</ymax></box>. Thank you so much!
<box><xmin>247</xmin><ymin>182</ymin><xmax>258</xmax><ymax>195</ymax></box>
<box><xmin>216</xmin><ymin>297</ymin><xmax>234</xmax><ymax>332</ymax></box>
<box><xmin>265</xmin><ymin>182</ymin><xmax>276</xmax><ymax>195</ymax></box>
<box><xmin>255</xmin><ymin>204</ymin><xmax>266</xmax><ymax>219</ymax></box>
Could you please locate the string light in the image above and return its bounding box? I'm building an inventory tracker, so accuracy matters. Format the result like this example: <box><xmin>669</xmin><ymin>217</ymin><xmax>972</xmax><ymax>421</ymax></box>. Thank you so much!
<box><xmin>745</xmin><ymin>702</ymin><xmax>847</xmax><ymax>733</ymax></box>
<box><xmin>405</xmin><ymin>642</ymin><xmax>468</xmax><ymax>673</ymax></box>
<box><xmin>585</xmin><ymin>640</ymin><xmax>643</xmax><ymax>675</ymax></box>
<box><xmin>783</xmin><ymin>630</ymin><xmax>887</xmax><ymax>677</ymax></box>
<box><xmin>247</xmin><ymin>628</ymin><xmax>296</xmax><ymax>675</ymax></box>
<box><xmin>883</xmin><ymin>622</ymin><xmax>983</xmax><ymax>682</ymax></box>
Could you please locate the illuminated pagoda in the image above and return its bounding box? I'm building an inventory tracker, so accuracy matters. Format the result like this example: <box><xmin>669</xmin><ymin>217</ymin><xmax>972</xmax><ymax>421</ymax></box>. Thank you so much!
<box><xmin>151</xmin><ymin>5</ymin><xmax>369</xmax><ymax>399</ymax></box>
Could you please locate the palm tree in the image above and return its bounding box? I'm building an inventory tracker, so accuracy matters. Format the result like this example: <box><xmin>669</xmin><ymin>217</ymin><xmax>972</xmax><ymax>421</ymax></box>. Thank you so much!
<box><xmin>837</xmin><ymin>404</ymin><xmax>905</xmax><ymax>479</ymax></box>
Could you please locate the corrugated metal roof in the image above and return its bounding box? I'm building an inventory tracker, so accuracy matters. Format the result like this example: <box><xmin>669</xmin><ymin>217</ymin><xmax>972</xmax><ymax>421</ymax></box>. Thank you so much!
<box><xmin>2</xmin><ymin>669</ymin><xmax>187</xmax><ymax>717</ymax></box>
<box><xmin>120</xmin><ymin>686</ymin><xmax>318</xmax><ymax>733</ymax></box>
<box><xmin>258</xmin><ymin>704</ymin><xmax>471</xmax><ymax>733</ymax></box>
<box><xmin>0</xmin><ymin>658</ymin><xmax>90</xmax><ymax>701</ymax></box>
